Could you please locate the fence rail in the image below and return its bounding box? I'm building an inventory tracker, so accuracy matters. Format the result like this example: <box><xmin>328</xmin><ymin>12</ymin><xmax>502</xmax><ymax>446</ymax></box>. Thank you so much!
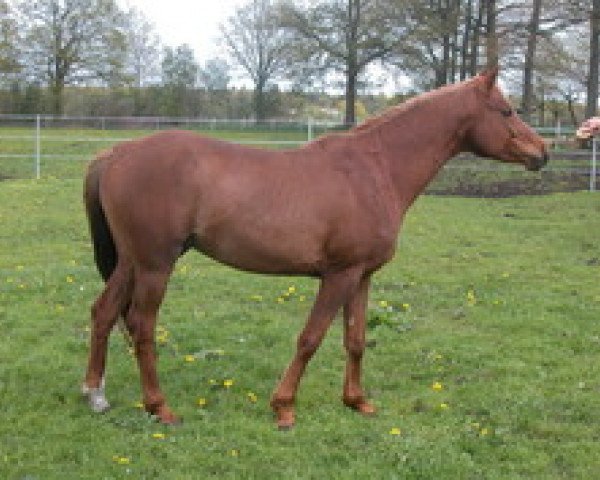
<box><xmin>0</xmin><ymin>114</ymin><xmax>597</xmax><ymax>192</ymax></box>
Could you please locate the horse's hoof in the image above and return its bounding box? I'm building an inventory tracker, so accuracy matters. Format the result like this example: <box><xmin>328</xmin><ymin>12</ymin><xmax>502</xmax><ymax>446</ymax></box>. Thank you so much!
<box><xmin>273</xmin><ymin>406</ymin><xmax>295</xmax><ymax>430</ymax></box>
<box><xmin>153</xmin><ymin>405</ymin><xmax>181</xmax><ymax>425</ymax></box>
<box><xmin>82</xmin><ymin>385</ymin><xmax>111</xmax><ymax>413</ymax></box>
<box><xmin>344</xmin><ymin>398</ymin><xmax>376</xmax><ymax>416</ymax></box>
<box><xmin>355</xmin><ymin>401</ymin><xmax>377</xmax><ymax>416</ymax></box>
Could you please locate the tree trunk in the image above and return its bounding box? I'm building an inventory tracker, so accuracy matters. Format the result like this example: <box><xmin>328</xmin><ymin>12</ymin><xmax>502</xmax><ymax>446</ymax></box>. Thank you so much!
<box><xmin>51</xmin><ymin>80</ymin><xmax>63</xmax><ymax>115</ymax></box>
<box><xmin>586</xmin><ymin>0</ymin><xmax>600</xmax><ymax>119</ymax></box>
<box><xmin>461</xmin><ymin>0</ymin><xmax>473</xmax><ymax>80</ymax></box>
<box><xmin>565</xmin><ymin>92</ymin><xmax>578</xmax><ymax>127</ymax></box>
<box><xmin>441</xmin><ymin>0</ymin><xmax>450</xmax><ymax>85</ymax></box>
<box><xmin>345</xmin><ymin>70</ymin><xmax>357</xmax><ymax>126</ymax></box>
<box><xmin>470</xmin><ymin>0</ymin><xmax>484</xmax><ymax>75</ymax></box>
<box><xmin>254</xmin><ymin>82</ymin><xmax>266</xmax><ymax>122</ymax></box>
<box><xmin>344</xmin><ymin>0</ymin><xmax>359</xmax><ymax>126</ymax></box>
<box><xmin>485</xmin><ymin>0</ymin><xmax>498</xmax><ymax>69</ymax></box>
<box><xmin>538</xmin><ymin>79</ymin><xmax>545</xmax><ymax>127</ymax></box>
<box><xmin>521</xmin><ymin>0</ymin><xmax>542</xmax><ymax>124</ymax></box>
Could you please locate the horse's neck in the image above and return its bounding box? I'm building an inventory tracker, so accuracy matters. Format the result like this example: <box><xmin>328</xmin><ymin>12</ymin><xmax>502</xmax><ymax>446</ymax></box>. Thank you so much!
<box><xmin>374</xmin><ymin>93</ymin><xmax>472</xmax><ymax>208</ymax></box>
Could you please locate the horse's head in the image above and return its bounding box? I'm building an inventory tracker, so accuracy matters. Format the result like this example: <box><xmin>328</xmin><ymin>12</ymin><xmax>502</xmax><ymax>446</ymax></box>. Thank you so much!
<box><xmin>465</xmin><ymin>67</ymin><xmax>548</xmax><ymax>171</ymax></box>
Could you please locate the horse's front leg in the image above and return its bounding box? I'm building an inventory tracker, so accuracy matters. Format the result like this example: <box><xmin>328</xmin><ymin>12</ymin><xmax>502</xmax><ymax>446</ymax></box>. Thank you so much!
<box><xmin>342</xmin><ymin>275</ymin><xmax>376</xmax><ymax>415</ymax></box>
<box><xmin>127</xmin><ymin>269</ymin><xmax>179</xmax><ymax>424</ymax></box>
<box><xmin>270</xmin><ymin>267</ymin><xmax>363</xmax><ymax>429</ymax></box>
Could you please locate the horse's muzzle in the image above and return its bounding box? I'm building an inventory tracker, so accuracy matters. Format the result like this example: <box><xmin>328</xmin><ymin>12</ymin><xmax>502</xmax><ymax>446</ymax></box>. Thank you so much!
<box><xmin>526</xmin><ymin>151</ymin><xmax>549</xmax><ymax>172</ymax></box>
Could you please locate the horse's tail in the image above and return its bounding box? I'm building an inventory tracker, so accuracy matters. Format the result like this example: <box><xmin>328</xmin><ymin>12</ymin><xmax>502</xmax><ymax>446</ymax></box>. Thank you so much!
<box><xmin>84</xmin><ymin>152</ymin><xmax>117</xmax><ymax>282</ymax></box>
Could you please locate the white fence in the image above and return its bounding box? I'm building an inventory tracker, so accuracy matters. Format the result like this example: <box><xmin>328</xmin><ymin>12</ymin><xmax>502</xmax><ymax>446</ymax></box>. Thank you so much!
<box><xmin>0</xmin><ymin>114</ymin><xmax>596</xmax><ymax>191</ymax></box>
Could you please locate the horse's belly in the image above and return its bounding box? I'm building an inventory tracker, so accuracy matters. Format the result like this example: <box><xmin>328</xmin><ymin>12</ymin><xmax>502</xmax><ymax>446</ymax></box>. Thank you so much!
<box><xmin>192</xmin><ymin>224</ymin><xmax>325</xmax><ymax>276</ymax></box>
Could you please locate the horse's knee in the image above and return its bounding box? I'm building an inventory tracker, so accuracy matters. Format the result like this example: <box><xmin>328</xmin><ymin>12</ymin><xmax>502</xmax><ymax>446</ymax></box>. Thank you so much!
<box><xmin>345</xmin><ymin>337</ymin><xmax>365</xmax><ymax>359</ymax></box>
<box><xmin>297</xmin><ymin>334</ymin><xmax>320</xmax><ymax>361</ymax></box>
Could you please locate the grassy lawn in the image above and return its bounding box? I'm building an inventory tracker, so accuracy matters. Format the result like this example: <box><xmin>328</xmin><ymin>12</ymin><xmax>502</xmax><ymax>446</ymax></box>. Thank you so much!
<box><xmin>0</xmin><ymin>177</ymin><xmax>599</xmax><ymax>479</ymax></box>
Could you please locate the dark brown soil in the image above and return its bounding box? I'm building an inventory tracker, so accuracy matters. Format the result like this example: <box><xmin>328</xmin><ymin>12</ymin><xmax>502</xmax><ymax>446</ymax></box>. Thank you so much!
<box><xmin>427</xmin><ymin>171</ymin><xmax>597</xmax><ymax>198</ymax></box>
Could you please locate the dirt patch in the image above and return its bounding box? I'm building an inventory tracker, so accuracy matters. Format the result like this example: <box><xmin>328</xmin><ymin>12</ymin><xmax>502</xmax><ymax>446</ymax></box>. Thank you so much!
<box><xmin>427</xmin><ymin>171</ymin><xmax>596</xmax><ymax>198</ymax></box>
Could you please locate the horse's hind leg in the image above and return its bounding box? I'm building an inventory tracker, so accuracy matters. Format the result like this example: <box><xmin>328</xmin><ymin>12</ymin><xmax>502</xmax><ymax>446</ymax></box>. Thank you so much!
<box><xmin>126</xmin><ymin>268</ymin><xmax>178</xmax><ymax>424</ymax></box>
<box><xmin>270</xmin><ymin>267</ymin><xmax>363</xmax><ymax>429</ymax></box>
<box><xmin>82</xmin><ymin>260</ymin><xmax>133</xmax><ymax>412</ymax></box>
<box><xmin>342</xmin><ymin>275</ymin><xmax>376</xmax><ymax>415</ymax></box>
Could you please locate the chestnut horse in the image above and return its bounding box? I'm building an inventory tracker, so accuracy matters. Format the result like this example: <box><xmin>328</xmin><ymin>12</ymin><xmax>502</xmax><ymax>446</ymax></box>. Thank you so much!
<box><xmin>81</xmin><ymin>68</ymin><xmax>547</xmax><ymax>429</ymax></box>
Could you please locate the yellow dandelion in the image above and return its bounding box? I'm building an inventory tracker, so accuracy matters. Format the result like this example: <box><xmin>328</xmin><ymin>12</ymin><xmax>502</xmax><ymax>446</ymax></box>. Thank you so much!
<box><xmin>299</xmin><ymin>295</ymin><xmax>306</xmax><ymax>302</ymax></box>
<box><xmin>66</xmin><ymin>275</ymin><xmax>74</xmax><ymax>283</ymax></box>
<box><xmin>151</xmin><ymin>432</ymin><xmax>166</xmax><ymax>440</ymax></box>
<box><xmin>208</xmin><ymin>378</ymin><xmax>218</xmax><ymax>385</ymax></box>
<box><xmin>250</xmin><ymin>294</ymin><xmax>263</xmax><ymax>302</ymax></box>
<box><xmin>402</xmin><ymin>303</ymin><xmax>410</xmax><ymax>311</ymax></box>
<box><xmin>229</xmin><ymin>449</ymin><xmax>239</xmax><ymax>457</ymax></box>
<box><xmin>184</xmin><ymin>354</ymin><xmax>196</xmax><ymax>363</ymax></box>
<box><xmin>480</xmin><ymin>428</ymin><xmax>489</xmax><ymax>436</ymax></box>
<box><xmin>156</xmin><ymin>334</ymin><xmax>168</xmax><ymax>344</ymax></box>
<box><xmin>389</xmin><ymin>427</ymin><xmax>401</xmax><ymax>435</ymax></box>
<box><xmin>466</xmin><ymin>289</ymin><xmax>476</xmax><ymax>305</ymax></box>
<box><xmin>434</xmin><ymin>353</ymin><xmax>443</xmax><ymax>361</ymax></box>
<box><xmin>288</xmin><ymin>286</ymin><xmax>296</xmax><ymax>294</ymax></box>
<box><xmin>276</xmin><ymin>297</ymin><xmax>285</xmax><ymax>304</ymax></box>
<box><xmin>439</xmin><ymin>403</ymin><xmax>449</xmax><ymax>410</ymax></box>
<box><xmin>197</xmin><ymin>397</ymin><xmax>207</xmax><ymax>407</ymax></box>
<box><xmin>247</xmin><ymin>391</ymin><xmax>258</xmax><ymax>403</ymax></box>
<box><xmin>432</xmin><ymin>381</ymin><xmax>443</xmax><ymax>391</ymax></box>
<box><xmin>501</xmin><ymin>272</ymin><xmax>510</xmax><ymax>278</ymax></box>
<box><xmin>223</xmin><ymin>379</ymin><xmax>234</xmax><ymax>388</ymax></box>
<box><xmin>112</xmin><ymin>455</ymin><xmax>131</xmax><ymax>465</ymax></box>
<box><xmin>134</xmin><ymin>401</ymin><xmax>144</xmax><ymax>409</ymax></box>
<box><xmin>378</xmin><ymin>300</ymin><xmax>389</xmax><ymax>308</ymax></box>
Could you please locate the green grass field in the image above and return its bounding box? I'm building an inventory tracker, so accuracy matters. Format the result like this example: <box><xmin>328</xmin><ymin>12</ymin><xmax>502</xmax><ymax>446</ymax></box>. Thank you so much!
<box><xmin>0</xmin><ymin>126</ymin><xmax>594</xmax><ymax>193</ymax></box>
<box><xmin>1</xmin><ymin>176</ymin><xmax>599</xmax><ymax>479</ymax></box>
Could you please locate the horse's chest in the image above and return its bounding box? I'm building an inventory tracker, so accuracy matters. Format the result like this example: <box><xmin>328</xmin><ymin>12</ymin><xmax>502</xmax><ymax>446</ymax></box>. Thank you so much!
<box><xmin>328</xmin><ymin>219</ymin><xmax>399</xmax><ymax>270</ymax></box>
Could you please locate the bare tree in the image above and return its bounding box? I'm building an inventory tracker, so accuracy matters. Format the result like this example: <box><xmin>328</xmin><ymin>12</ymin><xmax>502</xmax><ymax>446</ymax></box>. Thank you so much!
<box><xmin>125</xmin><ymin>7</ymin><xmax>161</xmax><ymax>89</ymax></box>
<box><xmin>16</xmin><ymin>0</ymin><xmax>128</xmax><ymax>114</ymax></box>
<box><xmin>0</xmin><ymin>0</ymin><xmax>19</xmax><ymax>83</ymax></box>
<box><xmin>521</xmin><ymin>0</ymin><xmax>542</xmax><ymax>123</ymax></box>
<box><xmin>220</xmin><ymin>0</ymin><xmax>289</xmax><ymax>121</ymax></box>
<box><xmin>199</xmin><ymin>58</ymin><xmax>230</xmax><ymax>91</ymax></box>
<box><xmin>587</xmin><ymin>0</ymin><xmax>600</xmax><ymax>118</ymax></box>
<box><xmin>280</xmin><ymin>0</ymin><xmax>409</xmax><ymax>125</ymax></box>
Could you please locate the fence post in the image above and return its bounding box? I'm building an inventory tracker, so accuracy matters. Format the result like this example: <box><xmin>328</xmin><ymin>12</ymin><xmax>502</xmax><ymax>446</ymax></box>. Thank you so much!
<box><xmin>35</xmin><ymin>114</ymin><xmax>41</xmax><ymax>179</ymax></box>
<box><xmin>307</xmin><ymin>117</ymin><xmax>313</xmax><ymax>142</ymax></box>
<box><xmin>592</xmin><ymin>137</ymin><xmax>597</xmax><ymax>192</ymax></box>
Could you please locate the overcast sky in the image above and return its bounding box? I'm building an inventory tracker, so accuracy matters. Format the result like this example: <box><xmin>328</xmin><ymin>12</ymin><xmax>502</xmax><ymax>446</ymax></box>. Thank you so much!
<box><xmin>118</xmin><ymin>0</ymin><xmax>246</xmax><ymax>63</ymax></box>
<box><xmin>116</xmin><ymin>0</ymin><xmax>405</xmax><ymax>94</ymax></box>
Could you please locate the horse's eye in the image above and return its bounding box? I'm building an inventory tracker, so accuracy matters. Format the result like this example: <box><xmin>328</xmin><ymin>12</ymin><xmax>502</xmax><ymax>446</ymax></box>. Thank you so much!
<box><xmin>501</xmin><ymin>108</ymin><xmax>513</xmax><ymax>118</ymax></box>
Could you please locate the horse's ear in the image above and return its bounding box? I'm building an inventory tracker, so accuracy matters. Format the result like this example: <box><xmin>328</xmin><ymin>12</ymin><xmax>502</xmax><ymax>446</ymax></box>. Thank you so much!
<box><xmin>478</xmin><ymin>65</ymin><xmax>499</xmax><ymax>92</ymax></box>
